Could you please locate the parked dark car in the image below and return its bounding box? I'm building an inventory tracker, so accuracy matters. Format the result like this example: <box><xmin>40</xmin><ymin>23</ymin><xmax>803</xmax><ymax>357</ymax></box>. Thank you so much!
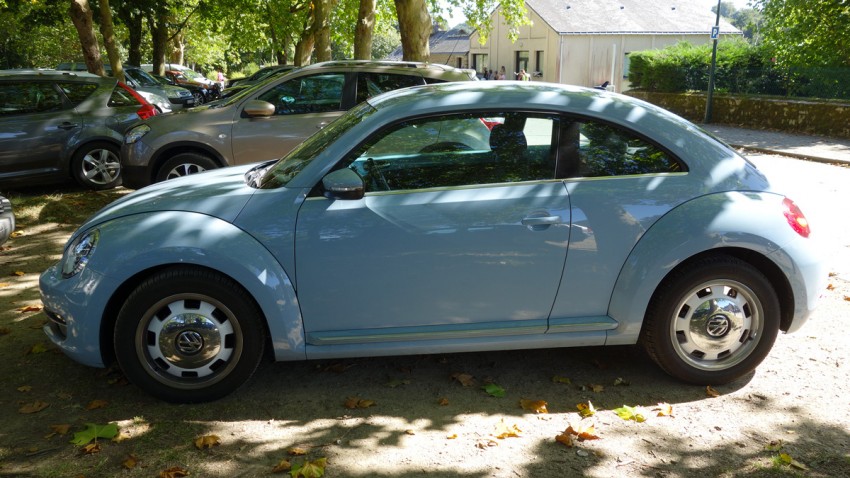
<box><xmin>0</xmin><ymin>69</ymin><xmax>157</xmax><ymax>189</ymax></box>
<box><xmin>151</xmin><ymin>74</ymin><xmax>210</xmax><ymax>106</ymax></box>
<box><xmin>0</xmin><ymin>195</ymin><xmax>13</xmax><ymax>245</ymax></box>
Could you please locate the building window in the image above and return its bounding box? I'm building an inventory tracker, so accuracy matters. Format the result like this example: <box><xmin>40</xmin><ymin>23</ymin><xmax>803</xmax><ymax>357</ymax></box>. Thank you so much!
<box><xmin>623</xmin><ymin>52</ymin><xmax>631</xmax><ymax>79</ymax></box>
<box><xmin>472</xmin><ymin>54</ymin><xmax>489</xmax><ymax>72</ymax></box>
<box><xmin>535</xmin><ymin>51</ymin><xmax>544</xmax><ymax>77</ymax></box>
<box><xmin>515</xmin><ymin>51</ymin><xmax>529</xmax><ymax>79</ymax></box>
<box><xmin>457</xmin><ymin>57</ymin><xmax>463</xmax><ymax>69</ymax></box>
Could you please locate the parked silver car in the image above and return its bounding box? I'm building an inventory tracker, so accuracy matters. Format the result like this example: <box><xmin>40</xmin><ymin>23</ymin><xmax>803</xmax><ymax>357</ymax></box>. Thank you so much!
<box><xmin>0</xmin><ymin>69</ymin><xmax>157</xmax><ymax>189</ymax></box>
<box><xmin>121</xmin><ymin>61</ymin><xmax>478</xmax><ymax>189</ymax></box>
<box><xmin>0</xmin><ymin>195</ymin><xmax>13</xmax><ymax>245</ymax></box>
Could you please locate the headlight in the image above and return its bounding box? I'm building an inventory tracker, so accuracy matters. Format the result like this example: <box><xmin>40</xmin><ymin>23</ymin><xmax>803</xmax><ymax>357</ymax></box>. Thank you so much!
<box><xmin>61</xmin><ymin>230</ymin><xmax>99</xmax><ymax>278</ymax></box>
<box><xmin>124</xmin><ymin>124</ymin><xmax>150</xmax><ymax>144</ymax></box>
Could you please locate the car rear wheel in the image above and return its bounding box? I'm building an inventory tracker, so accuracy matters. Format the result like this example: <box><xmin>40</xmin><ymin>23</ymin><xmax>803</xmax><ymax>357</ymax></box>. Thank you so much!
<box><xmin>156</xmin><ymin>152</ymin><xmax>218</xmax><ymax>182</ymax></box>
<box><xmin>640</xmin><ymin>255</ymin><xmax>780</xmax><ymax>385</ymax></box>
<box><xmin>114</xmin><ymin>267</ymin><xmax>266</xmax><ymax>403</ymax></box>
<box><xmin>71</xmin><ymin>142</ymin><xmax>122</xmax><ymax>190</ymax></box>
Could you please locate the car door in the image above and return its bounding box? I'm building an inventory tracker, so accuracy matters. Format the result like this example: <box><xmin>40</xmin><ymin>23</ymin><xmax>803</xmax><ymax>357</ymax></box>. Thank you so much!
<box><xmin>0</xmin><ymin>81</ymin><xmax>78</xmax><ymax>182</ymax></box>
<box><xmin>294</xmin><ymin>112</ymin><xmax>571</xmax><ymax>347</ymax></box>
<box><xmin>230</xmin><ymin>72</ymin><xmax>349</xmax><ymax>165</ymax></box>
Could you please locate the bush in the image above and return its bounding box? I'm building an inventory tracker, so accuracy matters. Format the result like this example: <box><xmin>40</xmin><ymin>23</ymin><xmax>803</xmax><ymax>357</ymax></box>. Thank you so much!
<box><xmin>628</xmin><ymin>40</ymin><xmax>850</xmax><ymax>100</ymax></box>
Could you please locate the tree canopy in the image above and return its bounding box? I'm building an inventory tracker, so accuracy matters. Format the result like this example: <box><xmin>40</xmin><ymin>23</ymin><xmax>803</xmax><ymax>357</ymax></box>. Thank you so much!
<box><xmin>755</xmin><ymin>0</ymin><xmax>850</xmax><ymax>67</ymax></box>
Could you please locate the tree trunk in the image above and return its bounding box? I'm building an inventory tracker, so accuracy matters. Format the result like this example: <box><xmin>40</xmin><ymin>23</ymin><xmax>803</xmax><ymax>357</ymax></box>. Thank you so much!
<box><xmin>68</xmin><ymin>0</ymin><xmax>105</xmax><ymax>76</ymax></box>
<box><xmin>312</xmin><ymin>0</ymin><xmax>335</xmax><ymax>62</ymax></box>
<box><xmin>354</xmin><ymin>0</ymin><xmax>375</xmax><ymax>60</ymax></box>
<box><xmin>394</xmin><ymin>0</ymin><xmax>431</xmax><ymax>62</ymax></box>
<box><xmin>116</xmin><ymin>5</ymin><xmax>143</xmax><ymax>66</ymax></box>
<box><xmin>294</xmin><ymin>15</ymin><xmax>314</xmax><ymax>66</ymax></box>
<box><xmin>97</xmin><ymin>0</ymin><xmax>123</xmax><ymax>82</ymax></box>
<box><xmin>149</xmin><ymin>8</ymin><xmax>169</xmax><ymax>75</ymax></box>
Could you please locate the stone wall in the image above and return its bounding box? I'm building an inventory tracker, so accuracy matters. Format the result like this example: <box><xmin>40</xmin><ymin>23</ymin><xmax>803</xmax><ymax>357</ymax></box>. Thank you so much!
<box><xmin>625</xmin><ymin>91</ymin><xmax>850</xmax><ymax>139</ymax></box>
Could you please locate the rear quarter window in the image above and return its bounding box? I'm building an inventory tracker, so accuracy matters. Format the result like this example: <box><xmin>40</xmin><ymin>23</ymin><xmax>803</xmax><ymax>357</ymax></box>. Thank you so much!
<box><xmin>57</xmin><ymin>82</ymin><xmax>98</xmax><ymax>107</ymax></box>
<box><xmin>108</xmin><ymin>85</ymin><xmax>141</xmax><ymax>107</ymax></box>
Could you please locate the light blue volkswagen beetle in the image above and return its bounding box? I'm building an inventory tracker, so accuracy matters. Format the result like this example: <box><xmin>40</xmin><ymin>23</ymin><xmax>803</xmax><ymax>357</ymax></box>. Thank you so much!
<box><xmin>40</xmin><ymin>82</ymin><xmax>827</xmax><ymax>402</ymax></box>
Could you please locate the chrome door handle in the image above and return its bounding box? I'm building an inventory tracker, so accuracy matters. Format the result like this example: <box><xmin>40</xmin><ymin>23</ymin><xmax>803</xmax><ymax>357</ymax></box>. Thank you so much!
<box><xmin>521</xmin><ymin>215</ymin><xmax>561</xmax><ymax>226</ymax></box>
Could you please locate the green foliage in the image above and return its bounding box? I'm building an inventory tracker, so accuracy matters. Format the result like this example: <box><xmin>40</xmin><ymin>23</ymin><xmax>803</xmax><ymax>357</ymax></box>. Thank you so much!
<box><xmin>755</xmin><ymin>0</ymin><xmax>850</xmax><ymax>68</ymax></box>
<box><xmin>70</xmin><ymin>423</ymin><xmax>119</xmax><ymax>446</ymax></box>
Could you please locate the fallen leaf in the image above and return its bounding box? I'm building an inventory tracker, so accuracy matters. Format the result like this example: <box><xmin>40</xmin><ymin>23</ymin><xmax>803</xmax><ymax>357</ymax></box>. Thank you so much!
<box><xmin>613</xmin><ymin>405</ymin><xmax>646</xmax><ymax>422</ymax></box>
<box><xmin>18</xmin><ymin>401</ymin><xmax>49</xmax><ymax>414</ymax></box>
<box><xmin>826</xmin><ymin>283</ymin><xmax>835</xmax><ymax>290</ymax></box>
<box><xmin>288</xmin><ymin>447</ymin><xmax>309</xmax><ymax>456</ymax></box>
<box><xmin>81</xmin><ymin>442</ymin><xmax>101</xmax><ymax>454</ymax></box>
<box><xmin>71</xmin><ymin>423</ymin><xmax>118</xmax><ymax>445</ymax></box>
<box><xmin>50</xmin><ymin>424</ymin><xmax>71</xmax><ymax>435</ymax></box>
<box><xmin>493</xmin><ymin>419</ymin><xmax>521</xmax><ymax>439</ymax></box>
<box><xmin>17</xmin><ymin>304</ymin><xmax>42</xmax><ymax>313</ymax></box>
<box><xmin>159</xmin><ymin>466</ymin><xmax>190</xmax><ymax>478</ymax></box>
<box><xmin>86</xmin><ymin>399</ymin><xmax>108</xmax><ymax>410</ymax></box>
<box><xmin>291</xmin><ymin>457</ymin><xmax>327</xmax><ymax>478</ymax></box>
<box><xmin>13</xmin><ymin>271</ymin><xmax>25</xmax><ymax>277</ymax></box>
<box><xmin>437</xmin><ymin>397</ymin><xmax>449</xmax><ymax>406</ymax></box>
<box><xmin>476</xmin><ymin>439</ymin><xmax>498</xmax><ymax>448</ymax></box>
<box><xmin>555</xmin><ymin>430</ymin><xmax>575</xmax><ymax>447</ymax></box>
<box><xmin>404</xmin><ymin>429</ymin><xmax>415</xmax><ymax>435</ymax></box>
<box><xmin>844</xmin><ymin>295</ymin><xmax>850</xmax><ymax>302</ymax></box>
<box><xmin>778</xmin><ymin>452</ymin><xmax>808</xmax><ymax>470</ymax></box>
<box><xmin>706</xmin><ymin>385</ymin><xmax>721</xmax><ymax>397</ymax></box>
<box><xmin>446</xmin><ymin>433</ymin><xmax>458</xmax><ymax>439</ymax></box>
<box><xmin>765</xmin><ymin>440</ymin><xmax>783</xmax><ymax>451</ymax></box>
<box><xmin>566</xmin><ymin>423</ymin><xmax>600</xmax><ymax>441</ymax></box>
<box><xmin>482</xmin><ymin>383</ymin><xmax>506</xmax><ymax>398</ymax></box>
<box><xmin>343</xmin><ymin>397</ymin><xmax>376</xmax><ymax>409</ymax></box>
<box><xmin>123</xmin><ymin>454</ymin><xmax>139</xmax><ymax>469</ymax></box>
<box><xmin>519</xmin><ymin>399</ymin><xmax>548</xmax><ymax>413</ymax></box>
<box><xmin>0</xmin><ymin>282</ymin><xmax>10</xmax><ymax>288</ymax></box>
<box><xmin>588</xmin><ymin>383</ymin><xmax>605</xmax><ymax>393</ymax></box>
<box><xmin>451</xmin><ymin>372</ymin><xmax>475</xmax><ymax>387</ymax></box>
<box><xmin>17</xmin><ymin>385</ymin><xmax>32</xmax><ymax>392</ymax></box>
<box><xmin>272</xmin><ymin>459</ymin><xmax>292</xmax><ymax>473</ymax></box>
<box><xmin>654</xmin><ymin>402</ymin><xmax>673</xmax><ymax>417</ymax></box>
<box><xmin>577</xmin><ymin>401</ymin><xmax>596</xmax><ymax>417</ymax></box>
<box><xmin>194</xmin><ymin>434</ymin><xmax>221</xmax><ymax>449</ymax></box>
<box><xmin>613</xmin><ymin>377</ymin><xmax>630</xmax><ymax>386</ymax></box>
<box><xmin>10</xmin><ymin>230</ymin><xmax>23</xmax><ymax>238</ymax></box>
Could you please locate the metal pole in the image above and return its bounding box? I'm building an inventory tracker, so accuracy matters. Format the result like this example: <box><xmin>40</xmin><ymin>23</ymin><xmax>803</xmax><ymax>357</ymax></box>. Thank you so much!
<box><xmin>703</xmin><ymin>0</ymin><xmax>722</xmax><ymax>123</ymax></box>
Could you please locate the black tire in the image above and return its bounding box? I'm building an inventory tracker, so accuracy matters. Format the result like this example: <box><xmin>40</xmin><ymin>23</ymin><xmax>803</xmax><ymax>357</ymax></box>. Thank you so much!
<box><xmin>155</xmin><ymin>152</ymin><xmax>218</xmax><ymax>183</ymax></box>
<box><xmin>71</xmin><ymin>141</ymin><xmax>122</xmax><ymax>190</ymax></box>
<box><xmin>640</xmin><ymin>255</ymin><xmax>780</xmax><ymax>385</ymax></box>
<box><xmin>114</xmin><ymin>267</ymin><xmax>266</xmax><ymax>403</ymax></box>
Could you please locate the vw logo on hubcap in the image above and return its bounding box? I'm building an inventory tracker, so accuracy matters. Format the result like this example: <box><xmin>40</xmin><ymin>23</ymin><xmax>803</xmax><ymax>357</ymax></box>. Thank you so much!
<box><xmin>705</xmin><ymin>315</ymin><xmax>731</xmax><ymax>338</ymax></box>
<box><xmin>176</xmin><ymin>330</ymin><xmax>204</xmax><ymax>355</ymax></box>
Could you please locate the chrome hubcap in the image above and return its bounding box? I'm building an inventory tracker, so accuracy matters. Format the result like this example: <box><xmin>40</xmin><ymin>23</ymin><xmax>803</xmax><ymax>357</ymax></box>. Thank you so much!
<box><xmin>166</xmin><ymin>163</ymin><xmax>207</xmax><ymax>180</ymax></box>
<box><xmin>671</xmin><ymin>280</ymin><xmax>762</xmax><ymax>371</ymax></box>
<box><xmin>142</xmin><ymin>296</ymin><xmax>237</xmax><ymax>381</ymax></box>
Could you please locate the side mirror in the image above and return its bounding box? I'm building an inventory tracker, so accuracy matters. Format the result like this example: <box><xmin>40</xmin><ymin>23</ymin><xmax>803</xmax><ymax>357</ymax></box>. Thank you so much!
<box><xmin>322</xmin><ymin>168</ymin><xmax>364</xmax><ymax>200</ymax></box>
<box><xmin>243</xmin><ymin>100</ymin><xmax>276</xmax><ymax>117</ymax></box>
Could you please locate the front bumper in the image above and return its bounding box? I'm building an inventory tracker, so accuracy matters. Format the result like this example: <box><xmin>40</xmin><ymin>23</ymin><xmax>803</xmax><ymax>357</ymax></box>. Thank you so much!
<box><xmin>39</xmin><ymin>263</ymin><xmax>109</xmax><ymax>368</ymax></box>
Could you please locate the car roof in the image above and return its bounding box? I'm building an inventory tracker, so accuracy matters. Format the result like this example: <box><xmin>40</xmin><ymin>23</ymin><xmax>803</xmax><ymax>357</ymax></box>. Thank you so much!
<box><xmin>0</xmin><ymin>69</ymin><xmax>110</xmax><ymax>83</ymax></box>
<box><xmin>297</xmin><ymin>60</ymin><xmax>477</xmax><ymax>81</ymax></box>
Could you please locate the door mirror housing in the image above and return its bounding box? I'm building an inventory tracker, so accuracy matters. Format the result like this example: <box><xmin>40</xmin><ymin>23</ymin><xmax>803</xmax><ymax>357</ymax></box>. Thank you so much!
<box><xmin>322</xmin><ymin>168</ymin><xmax>364</xmax><ymax>200</ymax></box>
<box><xmin>243</xmin><ymin>100</ymin><xmax>276</xmax><ymax>117</ymax></box>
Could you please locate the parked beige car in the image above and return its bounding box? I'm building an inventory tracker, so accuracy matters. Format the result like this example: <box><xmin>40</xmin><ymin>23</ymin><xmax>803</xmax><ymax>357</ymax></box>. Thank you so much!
<box><xmin>120</xmin><ymin>61</ymin><xmax>478</xmax><ymax>189</ymax></box>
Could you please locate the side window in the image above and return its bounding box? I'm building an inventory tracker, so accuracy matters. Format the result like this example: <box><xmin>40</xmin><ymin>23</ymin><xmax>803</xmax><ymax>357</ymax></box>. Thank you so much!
<box><xmin>108</xmin><ymin>84</ymin><xmax>141</xmax><ymax>107</ymax></box>
<box><xmin>356</xmin><ymin>73</ymin><xmax>423</xmax><ymax>103</ymax></box>
<box><xmin>257</xmin><ymin>73</ymin><xmax>345</xmax><ymax>115</ymax></box>
<box><xmin>0</xmin><ymin>82</ymin><xmax>62</xmax><ymax>115</ymax></box>
<box><xmin>345</xmin><ymin>112</ymin><xmax>558</xmax><ymax>192</ymax></box>
<box><xmin>576</xmin><ymin>120</ymin><xmax>681</xmax><ymax>177</ymax></box>
<box><xmin>57</xmin><ymin>82</ymin><xmax>97</xmax><ymax>107</ymax></box>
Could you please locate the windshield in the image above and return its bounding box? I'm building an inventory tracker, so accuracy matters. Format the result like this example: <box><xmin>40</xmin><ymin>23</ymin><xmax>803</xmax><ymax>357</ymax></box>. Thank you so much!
<box><xmin>258</xmin><ymin>101</ymin><xmax>377</xmax><ymax>189</ymax></box>
<box><xmin>125</xmin><ymin>68</ymin><xmax>160</xmax><ymax>87</ymax></box>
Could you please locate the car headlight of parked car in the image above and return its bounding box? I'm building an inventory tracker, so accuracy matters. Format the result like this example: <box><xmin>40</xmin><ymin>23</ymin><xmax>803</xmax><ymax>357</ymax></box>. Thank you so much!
<box><xmin>125</xmin><ymin>124</ymin><xmax>150</xmax><ymax>144</ymax></box>
<box><xmin>61</xmin><ymin>230</ymin><xmax>99</xmax><ymax>278</ymax></box>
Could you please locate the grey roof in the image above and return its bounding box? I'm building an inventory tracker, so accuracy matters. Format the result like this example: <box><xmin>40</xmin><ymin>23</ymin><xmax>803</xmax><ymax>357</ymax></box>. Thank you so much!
<box><xmin>526</xmin><ymin>0</ymin><xmax>740</xmax><ymax>34</ymax></box>
<box><xmin>386</xmin><ymin>25</ymin><xmax>471</xmax><ymax>60</ymax></box>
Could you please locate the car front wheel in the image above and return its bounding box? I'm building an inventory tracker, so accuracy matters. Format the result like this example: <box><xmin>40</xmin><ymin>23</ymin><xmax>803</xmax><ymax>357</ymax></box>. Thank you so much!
<box><xmin>156</xmin><ymin>152</ymin><xmax>218</xmax><ymax>182</ymax></box>
<box><xmin>71</xmin><ymin>142</ymin><xmax>122</xmax><ymax>190</ymax></box>
<box><xmin>114</xmin><ymin>267</ymin><xmax>266</xmax><ymax>403</ymax></box>
<box><xmin>640</xmin><ymin>255</ymin><xmax>780</xmax><ymax>385</ymax></box>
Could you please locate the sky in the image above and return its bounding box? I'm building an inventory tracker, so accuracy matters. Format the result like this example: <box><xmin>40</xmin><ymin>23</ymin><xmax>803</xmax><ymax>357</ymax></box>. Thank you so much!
<box><xmin>442</xmin><ymin>0</ymin><xmax>756</xmax><ymax>28</ymax></box>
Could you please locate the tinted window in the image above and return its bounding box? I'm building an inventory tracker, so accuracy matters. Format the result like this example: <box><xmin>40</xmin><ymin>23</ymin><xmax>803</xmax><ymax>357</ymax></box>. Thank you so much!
<box><xmin>0</xmin><ymin>82</ymin><xmax>63</xmax><ymax>115</ymax></box>
<box><xmin>57</xmin><ymin>82</ymin><xmax>98</xmax><ymax>106</ymax></box>
<box><xmin>257</xmin><ymin>73</ymin><xmax>345</xmax><ymax>115</ymax></box>
<box><xmin>124</xmin><ymin>68</ymin><xmax>160</xmax><ymax>87</ymax></box>
<box><xmin>573</xmin><ymin>121</ymin><xmax>681</xmax><ymax>177</ymax></box>
<box><xmin>346</xmin><ymin>112</ymin><xmax>559</xmax><ymax>192</ymax></box>
<box><xmin>108</xmin><ymin>85</ymin><xmax>141</xmax><ymax>107</ymax></box>
<box><xmin>356</xmin><ymin>73</ymin><xmax>423</xmax><ymax>103</ymax></box>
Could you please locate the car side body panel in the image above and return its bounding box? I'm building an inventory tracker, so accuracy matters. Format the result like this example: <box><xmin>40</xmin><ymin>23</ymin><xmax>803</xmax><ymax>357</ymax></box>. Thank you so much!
<box><xmin>606</xmin><ymin>191</ymin><xmax>828</xmax><ymax>344</ymax></box>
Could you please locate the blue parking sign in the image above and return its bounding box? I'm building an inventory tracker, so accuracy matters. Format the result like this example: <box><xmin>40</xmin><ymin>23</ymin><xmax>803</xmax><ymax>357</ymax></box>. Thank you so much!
<box><xmin>711</xmin><ymin>26</ymin><xmax>720</xmax><ymax>39</ymax></box>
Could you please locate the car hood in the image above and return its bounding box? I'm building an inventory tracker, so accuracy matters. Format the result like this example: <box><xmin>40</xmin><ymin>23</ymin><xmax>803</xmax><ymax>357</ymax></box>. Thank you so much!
<box><xmin>82</xmin><ymin>165</ymin><xmax>257</xmax><ymax>229</ymax></box>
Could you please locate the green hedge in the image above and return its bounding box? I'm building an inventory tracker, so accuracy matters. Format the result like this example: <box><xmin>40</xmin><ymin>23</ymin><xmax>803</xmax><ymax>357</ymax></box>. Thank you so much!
<box><xmin>628</xmin><ymin>40</ymin><xmax>850</xmax><ymax>100</ymax></box>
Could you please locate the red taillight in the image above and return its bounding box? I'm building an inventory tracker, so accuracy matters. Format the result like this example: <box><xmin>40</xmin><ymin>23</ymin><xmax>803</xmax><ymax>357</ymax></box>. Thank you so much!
<box><xmin>118</xmin><ymin>81</ymin><xmax>157</xmax><ymax>120</ymax></box>
<box><xmin>783</xmin><ymin>198</ymin><xmax>810</xmax><ymax>238</ymax></box>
